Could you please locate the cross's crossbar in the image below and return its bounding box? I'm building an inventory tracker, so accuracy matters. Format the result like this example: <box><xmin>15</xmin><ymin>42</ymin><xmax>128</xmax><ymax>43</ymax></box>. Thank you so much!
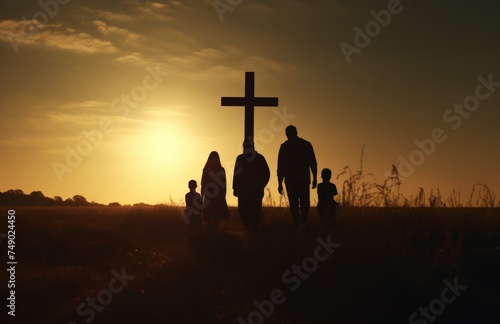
<box><xmin>221</xmin><ymin>97</ymin><xmax>278</xmax><ymax>107</ymax></box>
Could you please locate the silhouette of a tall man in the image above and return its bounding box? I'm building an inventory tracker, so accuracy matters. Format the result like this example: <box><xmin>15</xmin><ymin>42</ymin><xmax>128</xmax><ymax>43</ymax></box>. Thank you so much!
<box><xmin>278</xmin><ymin>125</ymin><xmax>317</xmax><ymax>229</ymax></box>
<box><xmin>233</xmin><ymin>140</ymin><xmax>270</xmax><ymax>232</ymax></box>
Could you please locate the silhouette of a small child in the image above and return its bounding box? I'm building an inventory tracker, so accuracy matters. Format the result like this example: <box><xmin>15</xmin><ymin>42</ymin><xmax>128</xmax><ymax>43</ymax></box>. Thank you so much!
<box><xmin>184</xmin><ymin>180</ymin><xmax>202</xmax><ymax>228</ymax></box>
<box><xmin>317</xmin><ymin>168</ymin><xmax>339</xmax><ymax>226</ymax></box>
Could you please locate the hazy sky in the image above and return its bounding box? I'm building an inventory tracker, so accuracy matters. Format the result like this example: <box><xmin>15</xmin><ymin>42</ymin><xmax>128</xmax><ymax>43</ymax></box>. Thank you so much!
<box><xmin>1</xmin><ymin>0</ymin><xmax>499</xmax><ymax>206</ymax></box>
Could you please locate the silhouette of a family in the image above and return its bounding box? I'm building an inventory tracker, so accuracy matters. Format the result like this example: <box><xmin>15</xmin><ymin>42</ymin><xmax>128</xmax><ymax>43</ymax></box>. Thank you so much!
<box><xmin>183</xmin><ymin>125</ymin><xmax>338</xmax><ymax>234</ymax></box>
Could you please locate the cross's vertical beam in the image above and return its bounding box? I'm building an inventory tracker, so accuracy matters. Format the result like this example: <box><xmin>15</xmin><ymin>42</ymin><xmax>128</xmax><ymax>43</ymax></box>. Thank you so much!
<box><xmin>244</xmin><ymin>72</ymin><xmax>255</xmax><ymax>143</ymax></box>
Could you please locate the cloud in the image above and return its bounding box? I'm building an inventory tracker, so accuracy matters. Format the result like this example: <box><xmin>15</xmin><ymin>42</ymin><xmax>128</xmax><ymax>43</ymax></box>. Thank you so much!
<box><xmin>163</xmin><ymin>47</ymin><xmax>229</xmax><ymax>74</ymax></box>
<box><xmin>148</xmin><ymin>2</ymin><xmax>167</xmax><ymax>10</ymax></box>
<box><xmin>143</xmin><ymin>109</ymin><xmax>191</xmax><ymax>118</ymax></box>
<box><xmin>0</xmin><ymin>135</ymin><xmax>79</xmax><ymax>148</ymax></box>
<box><xmin>116</xmin><ymin>52</ymin><xmax>150</xmax><ymax>65</ymax></box>
<box><xmin>241</xmin><ymin>55</ymin><xmax>288</xmax><ymax>73</ymax></box>
<box><xmin>168</xmin><ymin>47</ymin><xmax>290</xmax><ymax>80</ymax></box>
<box><xmin>192</xmin><ymin>48</ymin><xmax>224</xmax><ymax>59</ymax></box>
<box><xmin>0</xmin><ymin>19</ymin><xmax>43</xmax><ymax>32</ymax></box>
<box><xmin>40</xmin><ymin>31</ymin><xmax>116</xmax><ymax>53</ymax></box>
<box><xmin>44</xmin><ymin>112</ymin><xmax>107</xmax><ymax>126</ymax></box>
<box><xmin>83</xmin><ymin>1</ymin><xmax>180</xmax><ymax>24</ymax></box>
<box><xmin>136</xmin><ymin>1</ymin><xmax>176</xmax><ymax>21</ymax></box>
<box><xmin>82</xmin><ymin>7</ymin><xmax>135</xmax><ymax>23</ymax></box>
<box><xmin>93</xmin><ymin>20</ymin><xmax>141</xmax><ymax>41</ymax></box>
<box><xmin>58</xmin><ymin>100</ymin><xmax>109</xmax><ymax>111</ymax></box>
<box><xmin>0</xmin><ymin>19</ymin><xmax>117</xmax><ymax>54</ymax></box>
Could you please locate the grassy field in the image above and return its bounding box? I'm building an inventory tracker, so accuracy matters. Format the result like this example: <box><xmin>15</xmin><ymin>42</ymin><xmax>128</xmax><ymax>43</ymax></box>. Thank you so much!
<box><xmin>2</xmin><ymin>206</ymin><xmax>500</xmax><ymax>323</ymax></box>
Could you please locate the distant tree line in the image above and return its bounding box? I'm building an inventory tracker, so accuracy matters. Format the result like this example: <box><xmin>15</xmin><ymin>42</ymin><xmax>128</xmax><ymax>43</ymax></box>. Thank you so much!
<box><xmin>0</xmin><ymin>189</ymin><xmax>152</xmax><ymax>207</ymax></box>
<box><xmin>0</xmin><ymin>189</ymin><xmax>99</xmax><ymax>206</ymax></box>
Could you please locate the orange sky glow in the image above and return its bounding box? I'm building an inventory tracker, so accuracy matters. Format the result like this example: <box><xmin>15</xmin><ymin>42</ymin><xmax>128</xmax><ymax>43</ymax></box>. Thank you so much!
<box><xmin>1</xmin><ymin>0</ymin><xmax>499</xmax><ymax>206</ymax></box>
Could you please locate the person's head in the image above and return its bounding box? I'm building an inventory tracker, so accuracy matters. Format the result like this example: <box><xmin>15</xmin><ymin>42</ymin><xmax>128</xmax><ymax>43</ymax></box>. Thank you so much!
<box><xmin>188</xmin><ymin>180</ymin><xmax>197</xmax><ymax>190</ymax></box>
<box><xmin>285</xmin><ymin>125</ymin><xmax>298</xmax><ymax>140</ymax></box>
<box><xmin>321</xmin><ymin>168</ymin><xmax>332</xmax><ymax>182</ymax></box>
<box><xmin>204</xmin><ymin>151</ymin><xmax>222</xmax><ymax>170</ymax></box>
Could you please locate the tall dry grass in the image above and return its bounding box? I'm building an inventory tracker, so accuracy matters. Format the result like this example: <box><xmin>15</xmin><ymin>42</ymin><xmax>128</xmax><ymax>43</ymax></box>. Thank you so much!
<box><xmin>332</xmin><ymin>147</ymin><xmax>499</xmax><ymax>208</ymax></box>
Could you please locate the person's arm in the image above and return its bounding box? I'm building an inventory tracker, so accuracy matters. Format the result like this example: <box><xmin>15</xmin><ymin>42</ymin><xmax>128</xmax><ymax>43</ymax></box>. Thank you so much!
<box><xmin>262</xmin><ymin>155</ymin><xmax>270</xmax><ymax>189</ymax></box>
<box><xmin>311</xmin><ymin>164</ymin><xmax>317</xmax><ymax>189</ymax></box>
<box><xmin>309</xmin><ymin>142</ymin><xmax>318</xmax><ymax>189</ymax></box>
<box><xmin>277</xmin><ymin>146</ymin><xmax>285</xmax><ymax>194</ymax></box>
<box><xmin>278</xmin><ymin>178</ymin><xmax>284</xmax><ymax>195</ymax></box>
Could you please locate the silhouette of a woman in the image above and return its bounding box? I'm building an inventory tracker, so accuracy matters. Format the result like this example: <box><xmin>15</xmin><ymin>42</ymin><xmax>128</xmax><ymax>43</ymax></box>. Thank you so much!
<box><xmin>201</xmin><ymin>151</ymin><xmax>229</xmax><ymax>232</ymax></box>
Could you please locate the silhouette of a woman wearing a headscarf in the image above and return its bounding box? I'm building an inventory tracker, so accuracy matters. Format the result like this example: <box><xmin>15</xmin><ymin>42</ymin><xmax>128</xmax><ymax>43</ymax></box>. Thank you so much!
<box><xmin>201</xmin><ymin>151</ymin><xmax>229</xmax><ymax>232</ymax></box>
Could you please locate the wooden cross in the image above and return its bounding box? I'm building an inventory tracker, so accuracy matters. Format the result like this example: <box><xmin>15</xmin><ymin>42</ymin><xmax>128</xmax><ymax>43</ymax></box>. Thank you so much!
<box><xmin>221</xmin><ymin>72</ymin><xmax>279</xmax><ymax>144</ymax></box>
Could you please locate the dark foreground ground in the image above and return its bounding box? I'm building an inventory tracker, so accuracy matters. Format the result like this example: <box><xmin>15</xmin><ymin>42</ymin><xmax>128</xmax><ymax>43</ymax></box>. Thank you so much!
<box><xmin>1</xmin><ymin>206</ymin><xmax>499</xmax><ymax>323</ymax></box>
